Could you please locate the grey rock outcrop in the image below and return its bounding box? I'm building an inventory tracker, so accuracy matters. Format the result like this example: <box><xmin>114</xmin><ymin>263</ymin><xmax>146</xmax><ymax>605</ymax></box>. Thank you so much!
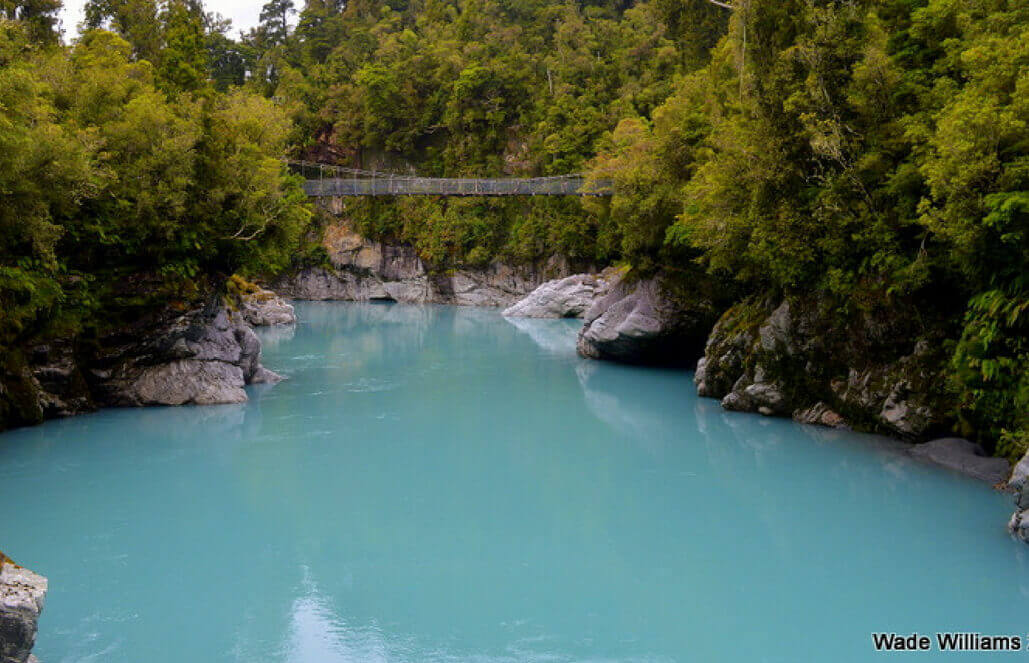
<box><xmin>695</xmin><ymin>297</ymin><xmax>952</xmax><ymax>438</ymax></box>
<box><xmin>1007</xmin><ymin>450</ymin><xmax>1029</xmax><ymax>543</ymax></box>
<box><xmin>1</xmin><ymin>301</ymin><xmax>283</xmax><ymax>430</ymax></box>
<box><xmin>238</xmin><ymin>289</ymin><xmax>296</xmax><ymax>326</ymax></box>
<box><xmin>1010</xmin><ymin>450</ymin><xmax>1029</xmax><ymax>492</ymax></box>
<box><xmin>908</xmin><ymin>438</ymin><xmax>1010</xmax><ymax>484</ymax></box>
<box><xmin>1008</xmin><ymin>510</ymin><xmax>1029</xmax><ymax>543</ymax></box>
<box><xmin>108</xmin><ymin>306</ymin><xmax>281</xmax><ymax>407</ymax></box>
<box><xmin>502</xmin><ymin>271</ymin><xmax>614</xmax><ymax>318</ymax></box>
<box><xmin>576</xmin><ymin>273</ymin><xmax>716</xmax><ymax>365</ymax></box>
<box><xmin>0</xmin><ymin>556</ymin><xmax>47</xmax><ymax>663</ymax></box>
<box><xmin>275</xmin><ymin>220</ymin><xmax>579</xmax><ymax>307</ymax></box>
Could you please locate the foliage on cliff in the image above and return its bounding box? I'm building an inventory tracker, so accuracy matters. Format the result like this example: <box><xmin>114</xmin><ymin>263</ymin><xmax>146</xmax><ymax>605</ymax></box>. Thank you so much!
<box><xmin>0</xmin><ymin>18</ymin><xmax>311</xmax><ymax>352</ymax></box>
<box><xmin>1</xmin><ymin>0</ymin><xmax>1026</xmax><ymax>450</ymax></box>
<box><xmin>600</xmin><ymin>0</ymin><xmax>1026</xmax><ymax>454</ymax></box>
<box><xmin>231</xmin><ymin>0</ymin><xmax>728</xmax><ymax>266</ymax></box>
<box><xmin>261</xmin><ymin>0</ymin><xmax>1024</xmax><ymax>450</ymax></box>
<box><xmin>264</xmin><ymin>0</ymin><xmax>1022</xmax><ymax>451</ymax></box>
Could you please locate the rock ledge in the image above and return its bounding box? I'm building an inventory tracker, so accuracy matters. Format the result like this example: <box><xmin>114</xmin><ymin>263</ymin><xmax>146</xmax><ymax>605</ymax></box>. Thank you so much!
<box><xmin>0</xmin><ymin>556</ymin><xmax>47</xmax><ymax>663</ymax></box>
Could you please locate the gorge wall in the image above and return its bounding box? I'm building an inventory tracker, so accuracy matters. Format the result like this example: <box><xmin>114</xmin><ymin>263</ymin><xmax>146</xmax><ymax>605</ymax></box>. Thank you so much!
<box><xmin>0</xmin><ymin>295</ymin><xmax>290</xmax><ymax>433</ymax></box>
<box><xmin>275</xmin><ymin>220</ymin><xmax>585</xmax><ymax>307</ymax></box>
<box><xmin>508</xmin><ymin>270</ymin><xmax>1013</xmax><ymax>484</ymax></box>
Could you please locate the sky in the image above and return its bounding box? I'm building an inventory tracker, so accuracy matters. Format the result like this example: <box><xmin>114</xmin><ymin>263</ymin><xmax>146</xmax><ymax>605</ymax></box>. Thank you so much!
<box><xmin>60</xmin><ymin>0</ymin><xmax>266</xmax><ymax>39</ymax></box>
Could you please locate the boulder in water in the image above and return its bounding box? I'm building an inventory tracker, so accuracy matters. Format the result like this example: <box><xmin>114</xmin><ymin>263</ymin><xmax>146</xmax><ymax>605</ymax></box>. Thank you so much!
<box><xmin>502</xmin><ymin>271</ymin><xmax>614</xmax><ymax>319</ymax></box>
<box><xmin>576</xmin><ymin>272</ymin><xmax>716</xmax><ymax>365</ymax></box>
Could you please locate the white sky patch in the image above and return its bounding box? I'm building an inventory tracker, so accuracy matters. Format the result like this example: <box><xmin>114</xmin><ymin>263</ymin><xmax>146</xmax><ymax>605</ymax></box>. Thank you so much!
<box><xmin>59</xmin><ymin>0</ymin><xmax>269</xmax><ymax>41</ymax></box>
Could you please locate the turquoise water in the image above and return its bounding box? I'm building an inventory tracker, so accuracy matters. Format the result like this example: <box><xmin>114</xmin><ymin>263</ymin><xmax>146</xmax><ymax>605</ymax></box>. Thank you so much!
<box><xmin>2</xmin><ymin>302</ymin><xmax>1028</xmax><ymax>662</ymax></box>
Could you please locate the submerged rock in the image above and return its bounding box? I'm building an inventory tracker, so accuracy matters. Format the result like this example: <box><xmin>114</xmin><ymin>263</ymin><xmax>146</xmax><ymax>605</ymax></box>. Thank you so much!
<box><xmin>0</xmin><ymin>555</ymin><xmax>47</xmax><ymax>663</ymax></box>
<box><xmin>908</xmin><ymin>438</ymin><xmax>1010</xmax><ymax>484</ymax></box>
<box><xmin>502</xmin><ymin>271</ymin><xmax>614</xmax><ymax>318</ymax></box>
<box><xmin>576</xmin><ymin>273</ymin><xmax>716</xmax><ymax>365</ymax></box>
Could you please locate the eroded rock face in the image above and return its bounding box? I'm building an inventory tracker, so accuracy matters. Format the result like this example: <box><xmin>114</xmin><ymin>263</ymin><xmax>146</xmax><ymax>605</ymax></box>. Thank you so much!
<box><xmin>108</xmin><ymin>306</ymin><xmax>282</xmax><ymax>407</ymax></box>
<box><xmin>0</xmin><ymin>556</ymin><xmax>47</xmax><ymax>663</ymax></box>
<box><xmin>576</xmin><ymin>273</ymin><xmax>716</xmax><ymax>365</ymax></box>
<box><xmin>1</xmin><ymin>302</ymin><xmax>283</xmax><ymax>430</ymax></box>
<box><xmin>275</xmin><ymin>220</ymin><xmax>579</xmax><ymax>307</ymax></box>
<box><xmin>1010</xmin><ymin>450</ymin><xmax>1029</xmax><ymax>492</ymax></box>
<box><xmin>238</xmin><ymin>289</ymin><xmax>296</xmax><ymax>326</ymax></box>
<box><xmin>502</xmin><ymin>271</ymin><xmax>614</xmax><ymax>318</ymax></box>
<box><xmin>695</xmin><ymin>297</ymin><xmax>952</xmax><ymax>438</ymax></box>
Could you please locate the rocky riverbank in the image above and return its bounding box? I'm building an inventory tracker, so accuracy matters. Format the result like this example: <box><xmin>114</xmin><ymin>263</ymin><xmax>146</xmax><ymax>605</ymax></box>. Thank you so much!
<box><xmin>692</xmin><ymin>297</ymin><xmax>955</xmax><ymax>440</ymax></box>
<box><xmin>275</xmin><ymin>220</ymin><xmax>585</xmax><ymax>307</ymax></box>
<box><xmin>504</xmin><ymin>271</ymin><xmax>1018</xmax><ymax>490</ymax></box>
<box><xmin>0</xmin><ymin>553</ymin><xmax>46</xmax><ymax>663</ymax></box>
<box><xmin>0</xmin><ymin>290</ymin><xmax>293</xmax><ymax>432</ymax></box>
<box><xmin>504</xmin><ymin>268</ymin><xmax>723</xmax><ymax>365</ymax></box>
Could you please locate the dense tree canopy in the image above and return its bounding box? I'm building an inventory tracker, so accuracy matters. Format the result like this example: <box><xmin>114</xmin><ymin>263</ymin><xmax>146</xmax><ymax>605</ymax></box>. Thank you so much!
<box><xmin>0</xmin><ymin>18</ymin><xmax>309</xmax><ymax>349</ymax></box>
<box><xmin>0</xmin><ymin>0</ymin><xmax>1025</xmax><ymax>450</ymax></box>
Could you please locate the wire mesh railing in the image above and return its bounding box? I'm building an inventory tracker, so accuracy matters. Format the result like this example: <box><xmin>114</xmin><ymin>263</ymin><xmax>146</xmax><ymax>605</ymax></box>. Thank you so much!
<box><xmin>286</xmin><ymin>160</ymin><xmax>612</xmax><ymax>197</ymax></box>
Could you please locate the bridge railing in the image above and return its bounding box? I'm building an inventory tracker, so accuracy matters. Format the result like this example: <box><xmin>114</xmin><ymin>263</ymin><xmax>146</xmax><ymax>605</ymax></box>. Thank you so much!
<box><xmin>285</xmin><ymin>160</ymin><xmax>612</xmax><ymax>197</ymax></box>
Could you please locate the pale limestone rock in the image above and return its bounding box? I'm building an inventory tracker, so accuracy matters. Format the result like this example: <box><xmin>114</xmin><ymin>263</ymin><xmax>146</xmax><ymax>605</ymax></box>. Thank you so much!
<box><xmin>275</xmin><ymin>220</ymin><xmax>578</xmax><ymax>307</ymax></box>
<box><xmin>1008</xmin><ymin>449</ymin><xmax>1029</xmax><ymax>491</ymax></box>
<box><xmin>0</xmin><ymin>561</ymin><xmax>47</xmax><ymax>663</ymax></box>
<box><xmin>239</xmin><ymin>289</ymin><xmax>296</xmax><ymax>326</ymax></box>
<box><xmin>503</xmin><ymin>272</ymin><xmax>613</xmax><ymax>319</ymax></box>
<box><xmin>1009</xmin><ymin>510</ymin><xmax>1029</xmax><ymax>543</ymax></box>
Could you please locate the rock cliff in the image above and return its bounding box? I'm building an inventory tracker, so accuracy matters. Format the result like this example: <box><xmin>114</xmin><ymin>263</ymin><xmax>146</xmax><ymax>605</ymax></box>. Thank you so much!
<box><xmin>693</xmin><ymin>297</ymin><xmax>955</xmax><ymax>440</ymax></box>
<box><xmin>275</xmin><ymin>220</ymin><xmax>580</xmax><ymax>306</ymax></box>
<box><xmin>0</xmin><ymin>301</ymin><xmax>282</xmax><ymax>431</ymax></box>
<box><xmin>0</xmin><ymin>553</ymin><xmax>46</xmax><ymax>663</ymax></box>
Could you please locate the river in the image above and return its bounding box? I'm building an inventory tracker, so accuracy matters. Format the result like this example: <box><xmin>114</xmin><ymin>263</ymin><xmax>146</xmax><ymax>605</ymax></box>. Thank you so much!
<box><xmin>2</xmin><ymin>302</ymin><xmax>1026</xmax><ymax>662</ymax></box>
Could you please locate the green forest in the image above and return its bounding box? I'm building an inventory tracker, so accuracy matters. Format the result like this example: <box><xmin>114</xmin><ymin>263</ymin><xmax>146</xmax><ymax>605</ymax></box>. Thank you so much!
<box><xmin>0</xmin><ymin>0</ymin><xmax>1025</xmax><ymax>451</ymax></box>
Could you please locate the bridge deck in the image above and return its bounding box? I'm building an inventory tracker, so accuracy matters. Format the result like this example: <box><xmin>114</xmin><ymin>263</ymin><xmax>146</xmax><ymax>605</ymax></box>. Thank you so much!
<box><xmin>302</xmin><ymin>176</ymin><xmax>612</xmax><ymax>197</ymax></box>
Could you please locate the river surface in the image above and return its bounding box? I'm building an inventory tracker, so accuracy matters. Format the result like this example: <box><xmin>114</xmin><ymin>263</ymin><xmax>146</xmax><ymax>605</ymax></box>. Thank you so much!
<box><xmin>2</xmin><ymin>302</ymin><xmax>1028</xmax><ymax>662</ymax></box>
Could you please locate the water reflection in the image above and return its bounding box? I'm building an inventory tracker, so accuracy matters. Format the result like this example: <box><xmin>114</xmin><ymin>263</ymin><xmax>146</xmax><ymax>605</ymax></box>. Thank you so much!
<box><xmin>504</xmin><ymin>316</ymin><xmax>580</xmax><ymax>355</ymax></box>
<box><xmin>256</xmin><ymin>323</ymin><xmax>296</xmax><ymax>351</ymax></box>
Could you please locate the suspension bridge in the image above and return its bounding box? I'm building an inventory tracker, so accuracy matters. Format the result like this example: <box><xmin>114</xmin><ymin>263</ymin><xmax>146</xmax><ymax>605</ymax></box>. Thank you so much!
<box><xmin>288</xmin><ymin>160</ymin><xmax>613</xmax><ymax>197</ymax></box>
